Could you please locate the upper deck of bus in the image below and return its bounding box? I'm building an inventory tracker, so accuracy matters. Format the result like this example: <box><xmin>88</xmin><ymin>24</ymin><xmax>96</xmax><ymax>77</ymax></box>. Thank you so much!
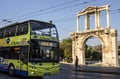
<box><xmin>0</xmin><ymin>20</ymin><xmax>58</xmax><ymax>46</ymax></box>
<box><xmin>0</xmin><ymin>20</ymin><xmax>58</xmax><ymax>40</ymax></box>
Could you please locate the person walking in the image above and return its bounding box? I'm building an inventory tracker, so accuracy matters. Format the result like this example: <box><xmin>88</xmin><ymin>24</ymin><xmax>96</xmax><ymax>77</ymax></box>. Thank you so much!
<box><xmin>75</xmin><ymin>55</ymin><xmax>81</xmax><ymax>70</ymax></box>
<box><xmin>75</xmin><ymin>56</ymin><xmax>79</xmax><ymax>70</ymax></box>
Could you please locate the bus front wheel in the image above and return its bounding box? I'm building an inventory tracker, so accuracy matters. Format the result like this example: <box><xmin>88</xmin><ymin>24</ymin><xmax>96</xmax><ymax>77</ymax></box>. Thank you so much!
<box><xmin>8</xmin><ymin>65</ymin><xmax>15</xmax><ymax>76</ymax></box>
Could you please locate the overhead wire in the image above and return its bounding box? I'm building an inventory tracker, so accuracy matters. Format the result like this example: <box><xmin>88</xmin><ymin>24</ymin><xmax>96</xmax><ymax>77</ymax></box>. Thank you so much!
<box><xmin>6</xmin><ymin>0</ymin><xmax>81</xmax><ymax>21</ymax></box>
<box><xmin>2</xmin><ymin>8</ymin><xmax>120</xmax><ymax>33</ymax></box>
<box><xmin>0</xmin><ymin>0</ymin><xmax>81</xmax><ymax>23</ymax></box>
<box><xmin>1</xmin><ymin>0</ymin><xmax>96</xmax><ymax>25</ymax></box>
<box><xmin>1</xmin><ymin>0</ymin><xmax>120</xmax><ymax>33</ymax></box>
<box><xmin>54</xmin><ymin>8</ymin><xmax>120</xmax><ymax>33</ymax></box>
<box><xmin>54</xmin><ymin>8</ymin><xmax>120</xmax><ymax>23</ymax></box>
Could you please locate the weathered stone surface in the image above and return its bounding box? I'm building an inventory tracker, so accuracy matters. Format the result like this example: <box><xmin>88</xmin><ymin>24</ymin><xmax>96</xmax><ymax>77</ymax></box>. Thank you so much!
<box><xmin>70</xmin><ymin>5</ymin><xmax>118</xmax><ymax>67</ymax></box>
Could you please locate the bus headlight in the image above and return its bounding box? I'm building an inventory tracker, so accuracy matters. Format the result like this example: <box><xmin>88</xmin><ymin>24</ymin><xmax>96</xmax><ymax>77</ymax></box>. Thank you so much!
<box><xmin>31</xmin><ymin>71</ymin><xmax>34</xmax><ymax>75</ymax></box>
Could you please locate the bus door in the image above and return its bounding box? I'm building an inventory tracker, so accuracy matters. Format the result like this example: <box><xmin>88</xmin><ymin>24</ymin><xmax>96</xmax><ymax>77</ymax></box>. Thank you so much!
<box><xmin>19</xmin><ymin>46</ymin><xmax>28</xmax><ymax>76</ymax></box>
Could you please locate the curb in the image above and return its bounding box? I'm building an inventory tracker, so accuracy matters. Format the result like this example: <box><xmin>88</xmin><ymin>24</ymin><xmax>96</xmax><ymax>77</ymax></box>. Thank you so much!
<box><xmin>74</xmin><ymin>69</ymin><xmax>120</xmax><ymax>74</ymax></box>
<box><xmin>61</xmin><ymin>63</ymin><xmax>120</xmax><ymax>74</ymax></box>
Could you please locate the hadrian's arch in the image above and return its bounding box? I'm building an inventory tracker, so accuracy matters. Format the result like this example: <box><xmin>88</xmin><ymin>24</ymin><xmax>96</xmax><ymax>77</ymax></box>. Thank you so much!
<box><xmin>70</xmin><ymin>5</ymin><xmax>118</xmax><ymax>67</ymax></box>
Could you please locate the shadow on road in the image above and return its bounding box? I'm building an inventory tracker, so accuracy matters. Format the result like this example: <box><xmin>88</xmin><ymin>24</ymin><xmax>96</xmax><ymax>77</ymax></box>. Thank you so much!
<box><xmin>0</xmin><ymin>71</ymin><xmax>44</xmax><ymax>79</ymax></box>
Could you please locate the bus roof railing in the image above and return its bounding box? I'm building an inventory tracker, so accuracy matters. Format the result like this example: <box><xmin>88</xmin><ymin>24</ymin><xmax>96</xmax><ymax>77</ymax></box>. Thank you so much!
<box><xmin>0</xmin><ymin>20</ymin><xmax>55</xmax><ymax>30</ymax></box>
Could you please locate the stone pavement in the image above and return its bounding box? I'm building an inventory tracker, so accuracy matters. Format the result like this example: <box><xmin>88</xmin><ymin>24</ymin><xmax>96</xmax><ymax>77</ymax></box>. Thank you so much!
<box><xmin>60</xmin><ymin>62</ymin><xmax>120</xmax><ymax>74</ymax></box>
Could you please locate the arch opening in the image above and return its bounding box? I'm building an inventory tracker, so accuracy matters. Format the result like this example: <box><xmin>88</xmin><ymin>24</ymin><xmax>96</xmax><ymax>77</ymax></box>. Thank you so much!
<box><xmin>83</xmin><ymin>36</ymin><xmax>102</xmax><ymax>66</ymax></box>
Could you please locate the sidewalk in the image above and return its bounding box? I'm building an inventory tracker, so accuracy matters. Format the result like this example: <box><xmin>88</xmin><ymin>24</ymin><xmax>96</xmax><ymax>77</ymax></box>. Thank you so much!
<box><xmin>60</xmin><ymin>62</ymin><xmax>120</xmax><ymax>74</ymax></box>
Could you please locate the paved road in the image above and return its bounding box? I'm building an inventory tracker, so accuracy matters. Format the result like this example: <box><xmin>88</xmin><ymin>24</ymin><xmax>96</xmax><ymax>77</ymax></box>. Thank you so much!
<box><xmin>0</xmin><ymin>72</ymin><xmax>20</xmax><ymax>79</ymax></box>
<box><xmin>1</xmin><ymin>63</ymin><xmax>120</xmax><ymax>79</ymax></box>
<box><xmin>44</xmin><ymin>69</ymin><xmax>120</xmax><ymax>79</ymax></box>
<box><xmin>1</xmin><ymin>70</ymin><xmax>120</xmax><ymax>79</ymax></box>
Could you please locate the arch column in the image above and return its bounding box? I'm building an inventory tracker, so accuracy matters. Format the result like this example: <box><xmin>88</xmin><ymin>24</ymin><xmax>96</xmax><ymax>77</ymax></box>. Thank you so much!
<box><xmin>77</xmin><ymin>16</ymin><xmax>80</xmax><ymax>32</ymax></box>
<box><xmin>95</xmin><ymin>11</ymin><xmax>100</xmax><ymax>29</ymax></box>
<box><xmin>85</xmin><ymin>14</ymin><xmax>90</xmax><ymax>30</ymax></box>
<box><xmin>78</xmin><ymin>47</ymin><xmax>85</xmax><ymax>65</ymax></box>
<box><xmin>106</xmin><ymin>6</ymin><xmax>110</xmax><ymax>28</ymax></box>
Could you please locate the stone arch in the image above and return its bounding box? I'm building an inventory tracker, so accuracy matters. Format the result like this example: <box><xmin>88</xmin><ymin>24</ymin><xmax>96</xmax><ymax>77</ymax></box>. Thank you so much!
<box><xmin>70</xmin><ymin>5</ymin><xmax>118</xmax><ymax>67</ymax></box>
<box><xmin>81</xmin><ymin>34</ymin><xmax>104</xmax><ymax>65</ymax></box>
<box><xmin>82</xmin><ymin>34</ymin><xmax>104</xmax><ymax>48</ymax></box>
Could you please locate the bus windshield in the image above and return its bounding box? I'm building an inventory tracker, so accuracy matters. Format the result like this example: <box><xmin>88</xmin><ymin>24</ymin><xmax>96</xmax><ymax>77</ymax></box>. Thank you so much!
<box><xmin>30</xmin><ymin>21</ymin><xmax>58</xmax><ymax>39</ymax></box>
<box><xmin>29</xmin><ymin>21</ymin><xmax>59</xmax><ymax>62</ymax></box>
<box><xmin>29</xmin><ymin>41</ymin><xmax>59</xmax><ymax>62</ymax></box>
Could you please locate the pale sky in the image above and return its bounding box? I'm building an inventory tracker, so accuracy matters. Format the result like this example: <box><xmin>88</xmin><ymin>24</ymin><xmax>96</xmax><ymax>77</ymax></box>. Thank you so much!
<box><xmin>0</xmin><ymin>0</ymin><xmax>120</xmax><ymax>45</ymax></box>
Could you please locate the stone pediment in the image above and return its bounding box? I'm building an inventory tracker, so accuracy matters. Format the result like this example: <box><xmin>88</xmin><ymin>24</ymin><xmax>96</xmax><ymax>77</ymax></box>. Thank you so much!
<box><xmin>78</xmin><ymin>6</ymin><xmax>97</xmax><ymax>14</ymax></box>
<box><xmin>77</xmin><ymin>5</ymin><xmax>110</xmax><ymax>16</ymax></box>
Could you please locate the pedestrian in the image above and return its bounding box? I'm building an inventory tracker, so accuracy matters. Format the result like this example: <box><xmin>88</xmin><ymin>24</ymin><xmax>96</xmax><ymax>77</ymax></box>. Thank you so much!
<box><xmin>75</xmin><ymin>56</ymin><xmax>80</xmax><ymax>70</ymax></box>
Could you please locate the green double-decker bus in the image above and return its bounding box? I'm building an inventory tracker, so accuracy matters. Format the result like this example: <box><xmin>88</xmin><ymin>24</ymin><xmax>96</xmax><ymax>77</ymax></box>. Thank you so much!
<box><xmin>0</xmin><ymin>20</ymin><xmax>60</xmax><ymax>77</ymax></box>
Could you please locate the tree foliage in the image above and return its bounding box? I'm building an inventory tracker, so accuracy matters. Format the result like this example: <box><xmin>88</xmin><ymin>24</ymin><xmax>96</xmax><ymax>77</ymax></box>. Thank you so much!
<box><xmin>85</xmin><ymin>44</ymin><xmax>102</xmax><ymax>61</ymax></box>
<box><xmin>59</xmin><ymin>38</ymin><xmax>72</xmax><ymax>62</ymax></box>
<box><xmin>118</xmin><ymin>45</ymin><xmax>120</xmax><ymax>55</ymax></box>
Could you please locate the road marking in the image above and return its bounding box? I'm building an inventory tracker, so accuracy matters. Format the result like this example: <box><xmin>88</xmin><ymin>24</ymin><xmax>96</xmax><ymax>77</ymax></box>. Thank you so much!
<box><xmin>77</xmin><ymin>75</ymin><xmax>93</xmax><ymax>78</ymax></box>
<box><xmin>44</xmin><ymin>76</ymin><xmax>50</xmax><ymax>79</ymax></box>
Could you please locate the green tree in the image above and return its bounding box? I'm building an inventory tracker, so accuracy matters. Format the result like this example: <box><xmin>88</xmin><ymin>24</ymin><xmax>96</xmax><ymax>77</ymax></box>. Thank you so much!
<box><xmin>85</xmin><ymin>45</ymin><xmax>91</xmax><ymax>60</ymax></box>
<box><xmin>59</xmin><ymin>38</ymin><xmax>72</xmax><ymax>63</ymax></box>
<box><xmin>118</xmin><ymin>45</ymin><xmax>120</xmax><ymax>55</ymax></box>
<box><xmin>85</xmin><ymin>45</ymin><xmax>102</xmax><ymax>61</ymax></box>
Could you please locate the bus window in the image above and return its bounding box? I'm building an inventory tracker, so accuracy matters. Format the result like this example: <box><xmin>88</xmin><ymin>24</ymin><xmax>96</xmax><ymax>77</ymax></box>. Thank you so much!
<box><xmin>17</xmin><ymin>25</ymin><xmax>23</xmax><ymax>35</ymax></box>
<box><xmin>10</xmin><ymin>26</ymin><xmax>16</xmax><ymax>36</ymax></box>
<box><xmin>20</xmin><ymin>46</ymin><xmax>28</xmax><ymax>64</ymax></box>
<box><xmin>22</xmin><ymin>25</ymin><xmax>28</xmax><ymax>34</ymax></box>
<box><xmin>5</xmin><ymin>26</ymin><xmax>16</xmax><ymax>37</ymax></box>
<box><xmin>1</xmin><ymin>47</ymin><xmax>20</xmax><ymax>60</ymax></box>
<box><xmin>0</xmin><ymin>29</ymin><xmax>4</xmax><ymax>38</ymax></box>
<box><xmin>17</xmin><ymin>23</ymin><xmax>28</xmax><ymax>35</ymax></box>
<box><xmin>5</xmin><ymin>28</ymin><xmax>11</xmax><ymax>37</ymax></box>
<box><xmin>1</xmin><ymin>47</ymin><xmax>10</xmax><ymax>59</ymax></box>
